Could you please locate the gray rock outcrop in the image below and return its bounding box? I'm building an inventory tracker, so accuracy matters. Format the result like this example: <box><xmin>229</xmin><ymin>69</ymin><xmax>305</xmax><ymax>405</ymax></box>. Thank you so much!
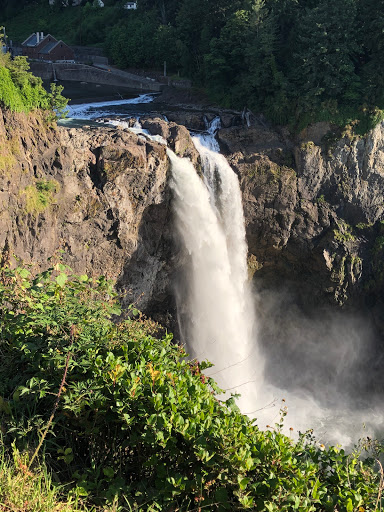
<box><xmin>0</xmin><ymin>108</ymin><xmax>175</xmax><ymax>324</ymax></box>
<box><xmin>217</xmin><ymin>121</ymin><xmax>384</xmax><ymax>332</ymax></box>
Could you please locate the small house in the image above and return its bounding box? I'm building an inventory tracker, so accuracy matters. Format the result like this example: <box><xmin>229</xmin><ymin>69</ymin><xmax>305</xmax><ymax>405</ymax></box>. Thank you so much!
<box><xmin>38</xmin><ymin>40</ymin><xmax>74</xmax><ymax>61</ymax></box>
<box><xmin>22</xmin><ymin>33</ymin><xmax>55</xmax><ymax>59</ymax></box>
<box><xmin>124</xmin><ymin>2</ymin><xmax>137</xmax><ymax>9</ymax></box>
<box><xmin>21</xmin><ymin>33</ymin><xmax>75</xmax><ymax>61</ymax></box>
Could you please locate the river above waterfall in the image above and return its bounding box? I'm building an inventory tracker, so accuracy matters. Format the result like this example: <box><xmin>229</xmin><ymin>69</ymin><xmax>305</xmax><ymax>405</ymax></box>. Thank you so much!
<box><xmin>60</xmin><ymin>89</ymin><xmax>231</xmax><ymax>131</ymax></box>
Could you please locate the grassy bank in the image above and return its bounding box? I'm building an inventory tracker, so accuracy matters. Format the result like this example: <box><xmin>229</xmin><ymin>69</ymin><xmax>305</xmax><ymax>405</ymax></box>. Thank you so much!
<box><xmin>0</xmin><ymin>450</ymin><xmax>86</xmax><ymax>512</ymax></box>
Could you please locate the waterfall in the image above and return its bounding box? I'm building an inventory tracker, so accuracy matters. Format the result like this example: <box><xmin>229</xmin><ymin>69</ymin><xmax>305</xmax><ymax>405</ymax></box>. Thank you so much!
<box><xmin>67</xmin><ymin>94</ymin><xmax>155</xmax><ymax>120</ymax></box>
<box><xmin>93</xmin><ymin>116</ymin><xmax>379</xmax><ymax>442</ymax></box>
<box><xmin>102</xmin><ymin>118</ymin><xmax>261</xmax><ymax>407</ymax></box>
<box><xmin>168</xmin><ymin>120</ymin><xmax>382</xmax><ymax>442</ymax></box>
<box><xmin>169</xmin><ymin>119</ymin><xmax>262</xmax><ymax>410</ymax></box>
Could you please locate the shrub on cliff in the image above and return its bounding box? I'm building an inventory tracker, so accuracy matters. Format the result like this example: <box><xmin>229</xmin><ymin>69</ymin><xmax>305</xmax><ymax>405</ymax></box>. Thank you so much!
<box><xmin>0</xmin><ymin>262</ymin><xmax>382</xmax><ymax>511</ymax></box>
<box><xmin>0</xmin><ymin>47</ymin><xmax>67</xmax><ymax>116</ymax></box>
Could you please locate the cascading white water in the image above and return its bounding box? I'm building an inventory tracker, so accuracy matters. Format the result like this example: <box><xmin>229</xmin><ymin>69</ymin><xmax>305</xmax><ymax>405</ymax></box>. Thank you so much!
<box><xmin>168</xmin><ymin>121</ymin><xmax>382</xmax><ymax>443</ymax></box>
<box><xmin>111</xmin><ymin>116</ymin><xmax>261</xmax><ymax>407</ymax></box>
<box><xmin>169</xmin><ymin>119</ymin><xmax>262</xmax><ymax>410</ymax></box>
<box><xmin>67</xmin><ymin>93</ymin><xmax>155</xmax><ymax>120</ymax></box>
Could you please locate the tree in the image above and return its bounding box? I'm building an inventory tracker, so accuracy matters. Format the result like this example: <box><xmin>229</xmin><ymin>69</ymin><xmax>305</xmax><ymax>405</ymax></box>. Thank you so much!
<box><xmin>49</xmin><ymin>83</ymin><xmax>68</xmax><ymax>119</ymax></box>
<box><xmin>204</xmin><ymin>10</ymin><xmax>250</xmax><ymax>105</ymax></box>
<box><xmin>291</xmin><ymin>0</ymin><xmax>361</xmax><ymax>115</ymax></box>
<box><xmin>204</xmin><ymin>1</ymin><xmax>291</xmax><ymax>122</ymax></box>
<box><xmin>357</xmin><ymin>0</ymin><xmax>384</xmax><ymax>107</ymax></box>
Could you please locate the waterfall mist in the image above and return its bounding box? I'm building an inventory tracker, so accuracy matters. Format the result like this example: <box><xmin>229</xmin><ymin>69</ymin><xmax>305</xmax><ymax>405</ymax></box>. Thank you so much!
<box><xmin>253</xmin><ymin>284</ymin><xmax>384</xmax><ymax>445</ymax></box>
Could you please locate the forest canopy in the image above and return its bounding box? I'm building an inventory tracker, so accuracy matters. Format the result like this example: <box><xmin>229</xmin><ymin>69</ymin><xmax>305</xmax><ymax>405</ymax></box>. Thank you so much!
<box><xmin>1</xmin><ymin>0</ymin><xmax>384</xmax><ymax>128</ymax></box>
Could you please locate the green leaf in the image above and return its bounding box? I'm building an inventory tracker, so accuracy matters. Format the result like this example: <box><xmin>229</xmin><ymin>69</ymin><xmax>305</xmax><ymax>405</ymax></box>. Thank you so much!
<box><xmin>240</xmin><ymin>495</ymin><xmax>254</xmax><ymax>508</ymax></box>
<box><xmin>75</xmin><ymin>486</ymin><xmax>88</xmax><ymax>497</ymax></box>
<box><xmin>215</xmin><ymin>487</ymin><xmax>229</xmax><ymax>504</ymax></box>
<box><xmin>109</xmin><ymin>306</ymin><xmax>122</xmax><ymax>316</ymax></box>
<box><xmin>103</xmin><ymin>467</ymin><xmax>114</xmax><ymax>479</ymax></box>
<box><xmin>245</xmin><ymin>457</ymin><xmax>254</xmax><ymax>470</ymax></box>
<box><xmin>238</xmin><ymin>477</ymin><xmax>250</xmax><ymax>490</ymax></box>
<box><xmin>56</xmin><ymin>273</ymin><xmax>68</xmax><ymax>287</ymax></box>
<box><xmin>18</xmin><ymin>268</ymin><xmax>31</xmax><ymax>278</ymax></box>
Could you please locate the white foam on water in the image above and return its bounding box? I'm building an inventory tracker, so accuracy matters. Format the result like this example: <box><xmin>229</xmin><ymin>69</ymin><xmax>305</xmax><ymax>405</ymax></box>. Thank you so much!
<box><xmin>67</xmin><ymin>94</ymin><xmax>155</xmax><ymax>120</ymax></box>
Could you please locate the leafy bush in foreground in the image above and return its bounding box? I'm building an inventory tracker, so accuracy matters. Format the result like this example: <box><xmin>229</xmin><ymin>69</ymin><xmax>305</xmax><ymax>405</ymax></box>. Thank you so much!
<box><xmin>0</xmin><ymin>262</ymin><xmax>382</xmax><ymax>511</ymax></box>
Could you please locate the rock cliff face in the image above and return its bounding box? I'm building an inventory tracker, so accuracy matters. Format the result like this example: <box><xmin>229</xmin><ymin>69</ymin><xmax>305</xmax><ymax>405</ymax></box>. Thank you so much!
<box><xmin>0</xmin><ymin>109</ymin><xmax>178</xmax><ymax>324</ymax></box>
<box><xmin>1</xmin><ymin>107</ymin><xmax>384</xmax><ymax>335</ymax></box>
<box><xmin>216</xmin><ymin>120</ymin><xmax>384</xmax><ymax>333</ymax></box>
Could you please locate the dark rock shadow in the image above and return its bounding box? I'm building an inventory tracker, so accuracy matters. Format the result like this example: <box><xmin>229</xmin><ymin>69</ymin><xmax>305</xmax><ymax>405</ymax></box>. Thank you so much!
<box><xmin>116</xmin><ymin>188</ymin><xmax>181</xmax><ymax>338</ymax></box>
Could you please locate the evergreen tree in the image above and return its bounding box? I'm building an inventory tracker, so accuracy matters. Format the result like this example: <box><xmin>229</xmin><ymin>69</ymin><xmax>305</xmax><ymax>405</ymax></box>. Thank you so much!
<box><xmin>292</xmin><ymin>0</ymin><xmax>361</xmax><ymax>115</ymax></box>
<box><xmin>358</xmin><ymin>0</ymin><xmax>384</xmax><ymax>107</ymax></box>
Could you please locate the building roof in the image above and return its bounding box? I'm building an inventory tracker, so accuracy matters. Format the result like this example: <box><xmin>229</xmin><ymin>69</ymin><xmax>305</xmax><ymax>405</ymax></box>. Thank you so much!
<box><xmin>39</xmin><ymin>40</ymin><xmax>72</xmax><ymax>55</ymax></box>
<box><xmin>39</xmin><ymin>41</ymin><xmax>59</xmax><ymax>54</ymax></box>
<box><xmin>22</xmin><ymin>33</ymin><xmax>39</xmax><ymax>46</ymax></box>
<box><xmin>21</xmin><ymin>33</ymin><xmax>56</xmax><ymax>47</ymax></box>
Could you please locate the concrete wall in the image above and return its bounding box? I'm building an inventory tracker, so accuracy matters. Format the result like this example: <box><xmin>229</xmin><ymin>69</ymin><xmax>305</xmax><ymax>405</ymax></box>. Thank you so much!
<box><xmin>168</xmin><ymin>79</ymin><xmax>192</xmax><ymax>89</ymax></box>
<box><xmin>77</xmin><ymin>56</ymin><xmax>109</xmax><ymax>65</ymax></box>
<box><xmin>29</xmin><ymin>62</ymin><xmax>164</xmax><ymax>92</ymax></box>
<box><xmin>71</xmin><ymin>45</ymin><xmax>105</xmax><ymax>57</ymax></box>
<box><xmin>71</xmin><ymin>45</ymin><xmax>109</xmax><ymax>65</ymax></box>
<box><xmin>30</xmin><ymin>61</ymin><xmax>53</xmax><ymax>79</ymax></box>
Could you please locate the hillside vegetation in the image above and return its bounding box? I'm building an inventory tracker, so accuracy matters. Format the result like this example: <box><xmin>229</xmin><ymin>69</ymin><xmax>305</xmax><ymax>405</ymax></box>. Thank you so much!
<box><xmin>0</xmin><ymin>260</ymin><xmax>382</xmax><ymax>511</ymax></box>
<box><xmin>1</xmin><ymin>0</ymin><xmax>384</xmax><ymax>131</ymax></box>
<box><xmin>0</xmin><ymin>46</ymin><xmax>68</xmax><ymax>115</ymax></box>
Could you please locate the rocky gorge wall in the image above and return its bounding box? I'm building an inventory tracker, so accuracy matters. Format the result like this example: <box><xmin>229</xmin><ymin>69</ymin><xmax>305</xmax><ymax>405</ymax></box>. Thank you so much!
<box><xmin>1</xmin><ymin>107</ymin><xmax>384</xmax><ymax>338</ymax></box>
<box><xmin>217</xmin><ymin>120</ymin><xmax>384</xmax><ymax>333</ymax></box>
<box><xmin>0</xmin><ymin>108</ymin><xmax>173</xmax><ymax>325</ymax></box>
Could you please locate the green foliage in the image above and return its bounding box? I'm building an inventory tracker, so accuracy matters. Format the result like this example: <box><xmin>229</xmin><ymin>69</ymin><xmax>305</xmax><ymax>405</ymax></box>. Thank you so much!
<box><xmin>292</xmin><ymin>0</ymin><xmax>361</xmax><ymax>111</ymax></box>
<box><xmin>0</xmin><ymin>263</ymin><xmax>382</xmax><ymax>510</ymax></box>
<box><xmin>49</xmin><ymin>83</ymin><xmax>69</xmax><ymax>119</ymax></box>
<box><xmin>0</xmin><ymin>447</ymin><xmax>91</xmax><ymax>512</ymax></box>
<box><xmin>355</xmin><ymin>222</ymin><xmax>374</xmax><ymax>230</ymax></box>
<box><xmin>316</xmin><ymin>194</ymin><xmax>326</xmax><ymax>204</ymax></box>
<box><xmin>0</xmin><ymin>64</ymin><xmax>31</xmax><ymax>112</ymax></box>
<box><xmin>105</xmin><ymin>12</ymin><xmax>159</xmax><ymax>69</ymax></box>
<box><xmin>373</xmin><ymin>236</ymin><xmax>384</xmax><ymax>254</ymax></box>
<box><xmin>22</xmin><ymin>179</ymin><xmax>60</xmax><ymax>215</ymax></box>
<box><xmin>334</xmin><ymin>221</ymin><xmax>356</xmax><ymax>243</ymax></box>
<box><xmin>357</xmin><ymin>0</ymin><xmax>384</xmax><ymax>108</ymax></box>
<box><xmin>0</xmin><ymin>47</ymin><xmax>68</xmax><ymax>117</ymax></box>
